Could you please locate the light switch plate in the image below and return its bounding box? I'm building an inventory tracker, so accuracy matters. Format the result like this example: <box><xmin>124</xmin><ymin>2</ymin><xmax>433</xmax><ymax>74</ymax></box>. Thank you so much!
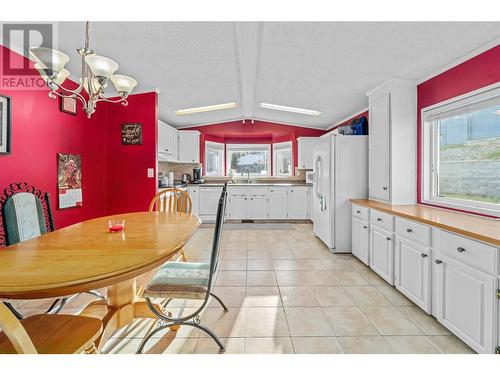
<box><xmin>147</xmin><ymin>168</ymin><xmax>154</xmax><ymax>178</ymax></box>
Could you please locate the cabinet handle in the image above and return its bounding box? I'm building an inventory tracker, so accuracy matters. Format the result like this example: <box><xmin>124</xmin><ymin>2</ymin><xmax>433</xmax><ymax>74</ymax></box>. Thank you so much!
<box><xmin>386</xmin><ymin>237</ymin><xmax>391</xmax><ymax>241</ymax></box>
<box><xmin>406</xmin><ymin>228</ymin><xmax>413</xmax><ymax>233</ymax></box>
<box><xmin>435</xmin><ymin>259</ymin><xmax>442</xmax><ymax>264</ymax></box>
<box><xmin>250</xmin><ymin>198</ymin><xmax>253</xmax><ymax>200</ymax></box>
<box><xmin>382</xmin><ymin>186</ymin><xmax>388</xmax><ymax>191</ymax></box>
<box><xmin>356</xmin><ymin>210</ymin><xmax>361</xmax><ymax>214</ymax></box>
<box><xmin>421</xmin><ymin>253</ymin><xmax>428</xmax><ymax>258</ymax></box>
<box><xmin>363</xmin><ymin>225</ymin><xmax>368</xmax><ymax>229</ymax></box>
<box><xmin>457</xmin><ymin>247</ymin><xmax>466</xmax><ymax>253</ymax></box>
<box><xmin>377</xmin><ymin>218</ymin><xmax>383</xmax><ymax>222</ymax></box>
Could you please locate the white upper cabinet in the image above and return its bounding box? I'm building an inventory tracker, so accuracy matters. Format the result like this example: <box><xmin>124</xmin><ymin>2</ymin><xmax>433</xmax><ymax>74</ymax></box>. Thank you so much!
<box><xmin>367</xmin><ymin>78</ymin><xmax>417</xmax><ymax>204</ymax></box>
<box><xmin>178</xmin><ymin>131</ymin><xmax>200</xmax><ymax>163</ymax></box>
<box><xmin>158</xmin><ymin>121</ymin><xmax>178</xmax><ymax>161</ymax></box>
<box><xmin>297</xmin><ymin>137</ymin><xmax>318</xmax><ymax>169</ymax></box>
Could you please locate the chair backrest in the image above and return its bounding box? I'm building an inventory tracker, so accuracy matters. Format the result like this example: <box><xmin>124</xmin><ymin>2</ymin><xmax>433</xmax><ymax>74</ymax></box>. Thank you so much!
<box><xmin>149</xmin><ymin>188</ymin><xmax>192</xmax><ymax>214</ymax></box>
<box><xmin>207</xmin><ymin>184</ymin><xmax>228</xmax><ymax>290</ymax></box>
<box><xmin>0</xmin><ymin>303</ymin><xmax>37</xmax><ymax>353</ymax></box>
<box><xmin>0</xmin><ymin>183</ymin><xmax>54</xmax><ymax>247</ymax></box>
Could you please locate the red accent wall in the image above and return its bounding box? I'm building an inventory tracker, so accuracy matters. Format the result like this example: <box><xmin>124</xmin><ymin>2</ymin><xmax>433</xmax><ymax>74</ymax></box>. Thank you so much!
<box><xmin>188</xmin><ymin>120</ymin><xmax>326</xmax><ymax>173</ymax></box>
<box><xmin>417</xmin><ymin>45</ymin><xmax>500</xmax><ymax>215</ymax></box>
<box><xmin>0</xmin><ymin>45</ymin><xmax>158</xmax><ymax>233</ymax></box>
<box><xmin>105</xmin><ymin>92</ymin><xmax>158</xmax><ymax>215</ymax></box>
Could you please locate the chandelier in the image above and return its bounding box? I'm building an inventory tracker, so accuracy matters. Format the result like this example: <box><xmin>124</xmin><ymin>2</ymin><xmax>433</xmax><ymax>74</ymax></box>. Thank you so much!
<box><xmin>29</xmin><ymin>22</ymin><xmax>137</xmax><ymax>118</ymax></box>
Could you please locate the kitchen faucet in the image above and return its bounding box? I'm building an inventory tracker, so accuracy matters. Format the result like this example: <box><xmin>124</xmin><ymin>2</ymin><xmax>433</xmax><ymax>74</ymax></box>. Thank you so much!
<box><xmin>241</xmin><ymin>168</ymin><xmax>251</xmax><ymax>183</ymax></box>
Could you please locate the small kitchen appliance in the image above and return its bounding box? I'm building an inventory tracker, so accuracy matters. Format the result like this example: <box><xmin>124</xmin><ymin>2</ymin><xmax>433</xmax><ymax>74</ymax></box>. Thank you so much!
<box><xmin>305</xmin><ymin>171</ymin><xmax>314</xmax><ymax>184</ymax></box>
<box><xmin>192</xmin><ymin>166</ymin><xmax>204</xmax><ymax>184</ymax></box>
<box><xmin>181</xmin><ymin>173</ymin><xmax>191</xmax><ymax>183</ymax></box>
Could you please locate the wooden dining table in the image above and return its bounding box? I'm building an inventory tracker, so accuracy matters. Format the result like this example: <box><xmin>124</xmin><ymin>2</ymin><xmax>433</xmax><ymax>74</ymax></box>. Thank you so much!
<box><xmin>0</xmin><ymin>211</ymin><xmax>201</xmax><ymax>351</ymax></box>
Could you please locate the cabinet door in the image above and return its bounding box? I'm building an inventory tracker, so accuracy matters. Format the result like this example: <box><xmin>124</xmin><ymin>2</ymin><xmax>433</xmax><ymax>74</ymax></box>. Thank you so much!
<box><xmin>352</xmin><ymin>216</ymin><xmax>369</xmax><ymax>265</ymax></box>
<box><xmin>287</xmin><ymin>188</ymin><xmax>308</xmax><ymax>219</ymax></box>
<box><xmin>297</xmin><ymin>138</ymin><xmax>317</xmax><ymax>169</ymax></box>
<box><xmin>394</xmin><ymin>237</ymin><xmax>431</xmax><ymax>313</ymax></box>
<box><xmin>178</xmin><ymin>131</ymin><xmax>200</xmax><ymax>163</ymax></box>
<box><xmin>249</xmin><ymin>195</ymin><xmax>268</xmax><ymax>219</ymax></box>
<box><xmin>158</xmin><ymin>122</ymin><xmax>178</xmax><ymax>159</ymax></box>
<box><xmin>228</xmin><ymin>195</ymin><xmax>248</xmax><ymax>220</ymax></box>
<box><xmin>199</xmin><ymin>188</ymin><xmax>223</xmax><ymax>215</ymax></box>
<box><xmin>370</xmin><ymin>226</ymin><xmax>394</xmax><ymax>285</ymax></box>
<box><xmin>268</xmin><ymin>188</ymin><xmax>288</xmax><ymax>219</ymax></box>
<box><xmin>187</xmin><ymin>187</ymin><xmax>200</xmax><ymax>216</ymax></box>
<box><xmin>369</xmin><ymin>93</ymin><xmax>390</xmax><ymax>201</ymax></box>
<box><xmin>434</xmin><ymin>253</ymin><xmax>497</xmax><ymax>354</ymax></box>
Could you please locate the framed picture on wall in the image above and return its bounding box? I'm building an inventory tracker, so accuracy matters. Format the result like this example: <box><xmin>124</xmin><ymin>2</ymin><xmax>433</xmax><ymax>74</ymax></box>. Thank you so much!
<box><xmin>57</xmin><ymin>153</ymin><xmax>83</xmax><ymax>209</ymax></box>
<box><xmin>60</xmin><ymin>96</ymin><xmax>77</xmax><ymax>115</ymax></box>
<box><xmin>121</xmin><ymin>123</ymin><xmax>143</xmax><ymax>145</ymax></box>
<box><xmin>0</xmin><ymin>95</ymin><xmax>12</xmax><ymax>154</ymax></box>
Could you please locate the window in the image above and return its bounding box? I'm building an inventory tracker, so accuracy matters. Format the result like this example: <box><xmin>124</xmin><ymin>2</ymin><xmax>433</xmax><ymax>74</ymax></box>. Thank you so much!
<box><xmin>205</xmin><ymin>141</ymin><xmax>225</xmax><ymax>176</ymax></box>
<box><xmin>226</xmin><ymin>144</ymin><xmax>271</xmax><ymax>176</ymax></box>
<box><xmin>273</xmin><ymin>141</ymin><xmax>293</xmax><ymax>176</ymax></box>
<box><xmin>421</xmin><ymin>85</ymin><xmax>500</xmax><ymax>216</ymax></box>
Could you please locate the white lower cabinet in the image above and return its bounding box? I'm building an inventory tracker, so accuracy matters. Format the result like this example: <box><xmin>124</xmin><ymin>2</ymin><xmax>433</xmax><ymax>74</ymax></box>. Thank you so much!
<box><xmin>249</xmin><ymin>195</ymin><xmax>268</xmax><ymax>219</ymax></box>
<box><xmin>352</xmin><ymin>216</ymin><xmax>369</xmax><ymax>265</ymax></box>
<box><xmin>370</xmin><ymin>225</ymin><xmax>394</xmax><ymax>285</ymax></box>
<box><xmin>287</xmin><ymin>187</ymin><xmax>308</xmax><ymax>219</ymax></box>
<box><xmin>187</xmin><ymin>187</ymin><xmax>200</xmax><ymax>216</ymax></box>
<box><xmin>228</xmin><ymin>194</ymin><xmax>248</xmax><ymax>220</ymax></box>
<box><xmin>199</xmin><ymin>187</ymin><xmax>223</xmax><ymax>221</ymax></box>
<box><xmin>268</xmin><ymin>188</ymin><xmax>288</xmax><ymax>219</ymax></box>
<box><xmin>394</xmin><ymin>237</ymin><xmax>431</xmax><ymax>313</ymax></box>
<box><xmin>434</xmin><ymin>253</ymin><xmax>497</xmax><ymax>354</ymax></box>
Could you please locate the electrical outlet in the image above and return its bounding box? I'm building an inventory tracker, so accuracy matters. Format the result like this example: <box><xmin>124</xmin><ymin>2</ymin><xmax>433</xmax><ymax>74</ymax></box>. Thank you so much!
<box><xmin>147</xmin><ymin>168</ymin><xmax>154</xmax><ymax>178</ymax></box>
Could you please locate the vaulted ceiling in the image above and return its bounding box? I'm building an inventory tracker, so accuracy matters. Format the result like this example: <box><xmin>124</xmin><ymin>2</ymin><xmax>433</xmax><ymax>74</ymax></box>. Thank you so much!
<box><xmin>57</xmin><ymin>22</ymin><xmax>500</xmax><ymax>129</ymax></box>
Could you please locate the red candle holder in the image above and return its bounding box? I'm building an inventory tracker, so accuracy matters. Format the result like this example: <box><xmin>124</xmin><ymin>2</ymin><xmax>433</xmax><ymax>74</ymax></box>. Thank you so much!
<box><xmin>108</xmin><ymin>219</ymin><xmax>125</xmax><ymax>233</ymax></box>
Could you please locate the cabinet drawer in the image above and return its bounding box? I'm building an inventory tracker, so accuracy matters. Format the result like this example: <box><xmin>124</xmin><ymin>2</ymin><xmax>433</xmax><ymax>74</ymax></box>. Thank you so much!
<box><xmin>370</xmin><ymin>209</ymin><xmax>394</xmax><ymax>232</ymax></box>
<box><xmin>352</xmin><ymin>204</ymin><xmax>369</xmax><ymax>221</ymax></box>
<box><xmin>249</xmin><ymin>188</ymin><xmax>268</xmax><ymax>196</ymax></box>
<box><xmin>395</xmin><ymin>217</ymin><xmax>431</xmax><ymax>246</ymax></box>
<box><xmin>438</xmin><ymin>230</ymin><xmax>498</xmax><ymax>274</ymax></box>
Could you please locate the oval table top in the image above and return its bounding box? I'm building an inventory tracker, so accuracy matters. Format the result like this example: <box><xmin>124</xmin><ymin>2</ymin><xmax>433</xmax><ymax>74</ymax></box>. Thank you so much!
<box><xmin>0</xmin><ymin>212</ymin><xmax>201</xmax><ymax>299</ymax></box>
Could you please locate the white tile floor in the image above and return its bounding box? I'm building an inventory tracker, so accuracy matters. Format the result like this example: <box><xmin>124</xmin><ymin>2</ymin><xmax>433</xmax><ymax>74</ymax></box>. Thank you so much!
<box><xmin>14</xmin><ymin>224</ymin><xmax>475</xmax><ymax>354</ymax></box>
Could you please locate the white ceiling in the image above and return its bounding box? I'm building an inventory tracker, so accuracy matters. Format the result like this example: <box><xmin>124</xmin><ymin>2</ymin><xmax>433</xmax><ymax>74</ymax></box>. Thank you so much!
<box><xmin>57</xmin><ymin>22</ymin><xmax>500</xmax><ymax>129</ymax></box>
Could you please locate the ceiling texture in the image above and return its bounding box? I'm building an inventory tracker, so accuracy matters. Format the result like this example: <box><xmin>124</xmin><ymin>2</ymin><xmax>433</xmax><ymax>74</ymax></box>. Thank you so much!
<box><xmin>57</xmin><ymin>22</ymin><xmax>500</xmax><ymax>129</ymax></box>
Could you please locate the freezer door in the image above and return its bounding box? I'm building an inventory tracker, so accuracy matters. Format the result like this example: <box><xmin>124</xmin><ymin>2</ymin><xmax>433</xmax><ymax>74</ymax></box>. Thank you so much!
<box><xmin>312</xmin><ymin>137</ymin><xmax>332</xmax><ymax>248</ymax></box>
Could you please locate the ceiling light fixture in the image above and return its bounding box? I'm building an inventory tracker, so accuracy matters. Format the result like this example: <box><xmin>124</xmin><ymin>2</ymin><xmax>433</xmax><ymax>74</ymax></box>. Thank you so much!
<box><xmin>30</xmin><ymin>22</ymin><xmax>137</xmax><ymax>118</ymax></box>
<box><xmin>174</xmin><ymin>102</ymin><xmax>237</xmax><ymax>115</ymax></box>
<box><xmin>259</xmin><ymin>103</ymin><xmax>322</xmax><ymax>116</ymax></box>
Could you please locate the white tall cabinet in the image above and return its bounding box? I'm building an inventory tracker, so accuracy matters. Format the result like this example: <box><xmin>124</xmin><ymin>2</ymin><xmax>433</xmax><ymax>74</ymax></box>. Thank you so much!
<box><xmin>367</xmin><ymin>78</ymin><xmax>417</xmax><ymax>204</ymax></box>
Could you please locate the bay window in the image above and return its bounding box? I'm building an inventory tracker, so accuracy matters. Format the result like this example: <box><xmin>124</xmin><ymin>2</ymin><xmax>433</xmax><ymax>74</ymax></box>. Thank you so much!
<box><xmin>273</xmin><ymin>141</ymin><xmax>293</xmax><ymax>176</ymax></box>
<box><xmin>421</xmin><ymin>84</ymin><xmax>500</xmax><ymax>216</ymax></box>
<box><xmin>226</xmin><ymin>144</ymin><xmax>271</xmax><ymax>176</ymax></box>
<box><xmin>205</xmin><ymin>141</ymin><xmax>225</xmax><ymax>176</ymax></box>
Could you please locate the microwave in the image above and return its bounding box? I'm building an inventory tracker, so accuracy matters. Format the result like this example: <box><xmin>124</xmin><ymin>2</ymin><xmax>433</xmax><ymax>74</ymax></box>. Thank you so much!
<box><xmin>305</xmin><ymin>171</ymin><xmax>314</xmax><ymax>184</ymax></box>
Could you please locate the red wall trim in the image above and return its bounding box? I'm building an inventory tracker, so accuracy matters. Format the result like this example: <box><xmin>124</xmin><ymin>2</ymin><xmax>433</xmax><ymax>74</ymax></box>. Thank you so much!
<box><xmin>416</xmin><ymin>45</ymin><xmax>500</xmax><ymax>218</ymax></box>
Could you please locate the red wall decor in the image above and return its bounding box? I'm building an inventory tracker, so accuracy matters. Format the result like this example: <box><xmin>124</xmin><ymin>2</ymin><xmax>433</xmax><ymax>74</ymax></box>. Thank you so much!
<box><xmin>187</xmin><ymin>120</ymin><xmax>326</xmax><ymax>172</ymax></box>
<box><xmin>417</xmin><ymin>45</ymin><xmax>500</xmax><ymax>216</ymax></box>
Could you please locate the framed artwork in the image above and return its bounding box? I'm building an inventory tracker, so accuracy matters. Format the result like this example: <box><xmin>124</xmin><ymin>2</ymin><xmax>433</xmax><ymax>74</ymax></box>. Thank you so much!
<box><xmin>57</xmin><ymin>153</ymin><xmax>83</xmax><ymax>209</ymax></box>
<box><xmin>0</xmin><ymin>95</ymin><xmax>12</xmax><ymax>154</ymax></box>
<box><xmin>60</xmin><ymin>96</ymin><xmax>77</xmax><ymax>115</ymax></box>
<box><xmin>121</xmin><ymin>123</ymin><xmax>143</xmax><ymax>145</ymax></box>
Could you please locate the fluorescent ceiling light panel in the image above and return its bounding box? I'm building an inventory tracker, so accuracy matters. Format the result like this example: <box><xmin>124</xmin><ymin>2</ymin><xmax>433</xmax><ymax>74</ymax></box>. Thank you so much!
<box><xmin>259</xmin><ymin>103</ymin><xmax>322</xmax><ymax>116</ymax></box>
<box><xmin>174</xmin><ymin>102</ymin><xmax>236</xmax><ymax>115</ymax></box>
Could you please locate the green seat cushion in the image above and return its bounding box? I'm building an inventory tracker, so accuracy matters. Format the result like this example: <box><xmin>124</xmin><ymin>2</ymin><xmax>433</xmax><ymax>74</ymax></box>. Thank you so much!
<box><xmin>4</xmin><ymin>193</ymin><xmax>47</xmax><ymax>245</ymax></box>
<box><xmin>143</xmin><ymin>262</ymin><xmax>210</xmax><ymax>300</ymax></box>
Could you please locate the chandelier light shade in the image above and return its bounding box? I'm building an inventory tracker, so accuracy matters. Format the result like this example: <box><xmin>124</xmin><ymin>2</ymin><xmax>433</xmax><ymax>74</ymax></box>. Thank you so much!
<box><xmin>29</xmin><ymin>47</ymin><xmax>69</xmax><ymax>73</ymax></box>
<box><xmin>30</xmin><ymin>22</ymin><xmax>137</xmax><ymax>118</ymax></box>
<box><xmin>84</xmin><ymin>54</ymin><xmax>119</xmax><ymax>79</ymax></box>
<box><xmin>111</xmin><ymin>75</ymin><xmax>137</xmax><ymax>95</ymax></box>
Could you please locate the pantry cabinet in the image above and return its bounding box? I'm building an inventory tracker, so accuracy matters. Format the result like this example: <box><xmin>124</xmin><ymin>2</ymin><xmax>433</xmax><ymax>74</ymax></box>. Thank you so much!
<box><xmin>433</xmin><ymin>253</ymin><xmax>497</xmax><ymax>354</ymax></box>
<box><xmin>394</xmin><ymin>237</ymin><xmax>431</xmax><ymax>313</ymax></box>
<box><xmin>297</xmin><ymin>137</ymin><xmax>318</xmax><ymax>169</ymax></box>
<box><xmin>367</xmin><ymin>78</ymin><xmax>417</xmax><ymax>204</ymax></box>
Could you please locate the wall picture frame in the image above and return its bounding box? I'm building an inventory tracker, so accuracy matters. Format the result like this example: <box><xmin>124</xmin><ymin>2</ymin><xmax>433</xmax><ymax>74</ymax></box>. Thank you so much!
<box><xmin>0</xmin><ymin>95</ymin><xmax>12</xmax><ymax>155</ymax></box>
<box><xmin>60</xmin><ymin>96</ymin><xmax>77</xmax><ymax>116</ymax></box>
<box><xmin>121</xmin><ymin>123</ymin><xmax>143</xmax><ymax>145</ymax></box>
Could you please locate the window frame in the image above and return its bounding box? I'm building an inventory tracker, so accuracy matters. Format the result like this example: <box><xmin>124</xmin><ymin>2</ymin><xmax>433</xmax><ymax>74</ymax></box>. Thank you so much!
<box><xmin>420</xmin><ymin>82</ymin><xmax>500</xmax><ymax>217</ymax></box>
<box><xmin>204</xmin><ymin>140</ymin><xmax>225</xmax><ymax>176</ymax></box>
<box><xmin>226</xmin><ymin>143</ymin><xmax>272</xmax><ymax>177</ymax></box>
<box><xmin>273</xmin><ymin>141</ymin><xmax>294</xmax><ymax>177</ymax></box>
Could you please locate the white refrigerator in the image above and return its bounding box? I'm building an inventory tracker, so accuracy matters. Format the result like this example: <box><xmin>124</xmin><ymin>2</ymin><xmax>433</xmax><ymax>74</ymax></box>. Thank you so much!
<box><xmin>313</xmin><ymin>134</ymin><xmax>368</xmax><ymax>252</ymax></box>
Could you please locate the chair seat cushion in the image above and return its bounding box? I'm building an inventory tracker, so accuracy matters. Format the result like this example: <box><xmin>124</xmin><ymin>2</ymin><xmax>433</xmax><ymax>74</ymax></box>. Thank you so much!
<box><xmin>143</xmin><ymin>262</ymin><xmax>210</xmax><ymax>300</ymax></box>
<box><xmin>0</xmin><ymin>314</ymin><xmax>102</xmax><ymax>354</ymax></box>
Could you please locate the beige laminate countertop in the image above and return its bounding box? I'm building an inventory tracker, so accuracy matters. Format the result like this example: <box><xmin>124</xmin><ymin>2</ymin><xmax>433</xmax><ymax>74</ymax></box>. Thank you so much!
<box><xmin>351</xmin><ymin>199</ymin><xmax>500</xmax><ymax>247</ymax></box>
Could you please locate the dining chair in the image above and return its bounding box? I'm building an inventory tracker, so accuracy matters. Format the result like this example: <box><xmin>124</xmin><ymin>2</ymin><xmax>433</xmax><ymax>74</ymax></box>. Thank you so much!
<box><xmin>0</xmin><ymin>182</ymin><xmax>106</xmax><ymax>319</ymax></box>
<box><xmin>149</xmin><ymin>187</ymin><xmax>193</xmax><ymax>262</ymax></box>
<box><xmin>136</xmin><ymin>184</ymin><xmax>228</xmax><ymax>354</ymax></box>
<box><xmin>0</xmin><ymin>303</ymin><xmax>103</xmax><ymax>354</ymax></box>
